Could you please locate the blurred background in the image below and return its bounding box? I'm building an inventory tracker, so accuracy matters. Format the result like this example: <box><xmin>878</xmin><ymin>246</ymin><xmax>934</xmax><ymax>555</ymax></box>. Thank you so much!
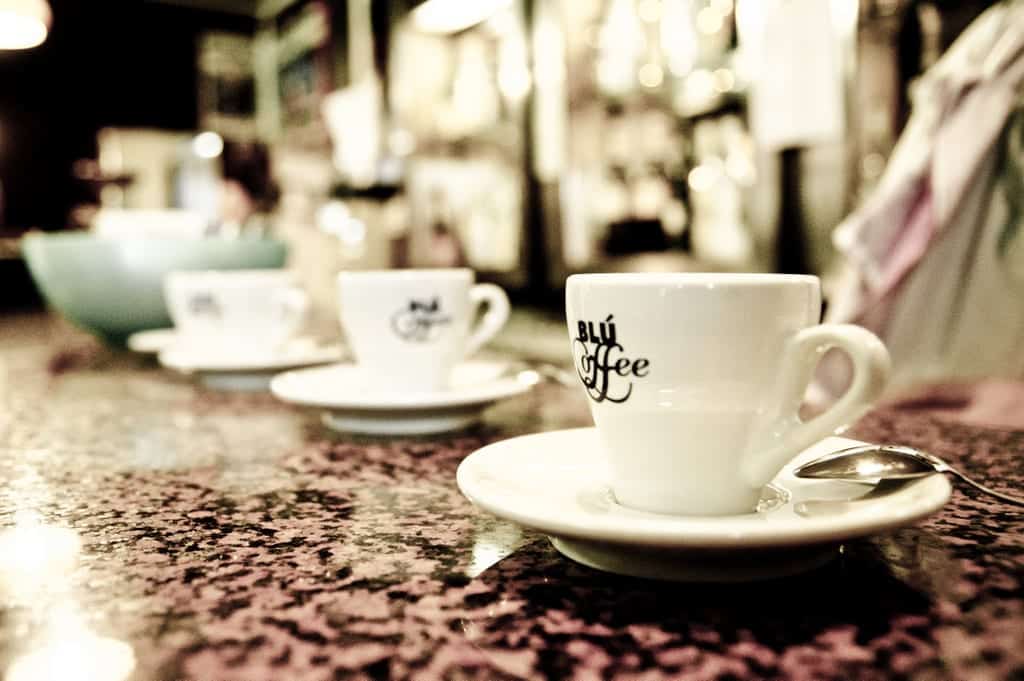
<box><xmin>0</xmin><ymin>0</ymin><xmax>1014</xmax><ymax>355</ymax></box>
<box><xmin>0</xmin><ymin>0</ymin><xmax>999</xmax><ymax>291</ymax></box>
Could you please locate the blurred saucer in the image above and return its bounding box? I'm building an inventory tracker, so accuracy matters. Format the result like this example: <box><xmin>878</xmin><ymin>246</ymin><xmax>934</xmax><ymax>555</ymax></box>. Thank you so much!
<box><xmin>457</xmin><ymin>430</ymin><xmax>951</xmax><ymax>581</ymax></box>
<box><xmin>270</xmin><ymin>360</ymin><xmax>535</xmax><ymax>435</ymax></box>
<box><xmin>159</xmin><ymin>337</ymin><xmax>344</xmax><ymax>391</ymax></box>
<box><xmin>126</xmin><ymin>328</ymin><xmax>177</xmax><ymax>354</ymax></box>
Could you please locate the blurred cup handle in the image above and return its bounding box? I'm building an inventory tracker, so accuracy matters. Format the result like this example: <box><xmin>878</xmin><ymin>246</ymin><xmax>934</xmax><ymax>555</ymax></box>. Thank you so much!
<box><xmin>465</xmin><ymin>283</ymin><xmax>510</xmax><ymax>358</ymax></box>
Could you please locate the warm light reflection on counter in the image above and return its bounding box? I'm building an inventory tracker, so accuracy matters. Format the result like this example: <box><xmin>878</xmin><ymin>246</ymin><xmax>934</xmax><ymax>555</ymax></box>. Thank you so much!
<box><xmin>5</xmin><ymin>607</ymin><xmax>135</xmax><ymax>681</ymax></box>
<box><xmin>467</xmin><ymin>523</ymin><xmax>524</xmax><ymax>577</ymax></box>
<box><xmin>0</xmin><ymin>517</ymin><xmax>80</xmax><ymax>596</ymax></box>
<box><xmin>0</xmin><ymin>480</ymin><xmax>136</xmax><ymax>681</ymax></box>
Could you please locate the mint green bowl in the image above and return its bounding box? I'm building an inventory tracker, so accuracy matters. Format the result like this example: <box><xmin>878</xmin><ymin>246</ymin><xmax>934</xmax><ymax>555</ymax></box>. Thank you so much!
<box><xmin>23</xmin><ymin>233</ymin><xmax>288</xmax><ymax>345</ymax></box>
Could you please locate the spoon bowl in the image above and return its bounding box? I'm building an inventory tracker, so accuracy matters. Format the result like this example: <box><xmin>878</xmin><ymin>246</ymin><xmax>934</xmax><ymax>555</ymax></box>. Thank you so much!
<box><xmin>795</xmin><ymin>445</ymin><xmax>940</xmax><ymax>481</ymax></box>
<box><xmin>795</xmin><ymin>444</ymin><xmax>1024</xmax><ymax>507</ymax></box>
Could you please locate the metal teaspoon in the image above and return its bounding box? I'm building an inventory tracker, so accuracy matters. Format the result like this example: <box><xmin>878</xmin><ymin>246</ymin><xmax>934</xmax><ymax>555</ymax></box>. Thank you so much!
<box><xmin>794</xmin><ymin>443</ymin><xmax>1024</xmax><ymax>507</ymax></box>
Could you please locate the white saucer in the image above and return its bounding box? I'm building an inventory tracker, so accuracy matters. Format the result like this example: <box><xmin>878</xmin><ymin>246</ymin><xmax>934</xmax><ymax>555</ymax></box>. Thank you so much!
<box><xmin>457</xmin><ymin>428</ymin><xmax>952</xmax><ymax>581</ymax></box>
<box><xmin>159</xmin><ymin>337</ymin><xmax>344</xmax><ymax>391</ymax></box>
<box><xmin>126</xmin><ymin>328</ymin><xmax>178</xmax><ymax>354</ymax></box>
<box><xmin>270</xmin><ymin>360</ymin><xmax>536</xmax><ymax>435</ymax></box>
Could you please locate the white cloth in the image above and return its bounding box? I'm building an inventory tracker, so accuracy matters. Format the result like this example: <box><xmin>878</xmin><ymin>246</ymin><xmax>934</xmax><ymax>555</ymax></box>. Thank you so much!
<box><xmin>823</xmin><ymin>2</ymin><xmax>1024</xmax><ymax>394</ymax></box>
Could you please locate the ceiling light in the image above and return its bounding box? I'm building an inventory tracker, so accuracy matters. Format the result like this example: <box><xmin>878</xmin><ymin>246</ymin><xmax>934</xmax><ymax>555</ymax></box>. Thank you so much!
<box><xmin>0</xmin><ymin>0</ymin><xmax>52</xmax><ymax>50</ymax></box>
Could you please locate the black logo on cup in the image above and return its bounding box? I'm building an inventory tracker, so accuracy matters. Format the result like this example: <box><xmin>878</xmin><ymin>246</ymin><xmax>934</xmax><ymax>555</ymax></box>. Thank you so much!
<box><xmin>573</xmin><ymin>315</ymin><xmax>650</xmax><ymax>403</ymax></box>
<box><xmin>391</xmin><ymin>297</ymin><xmax>452</xmax><ymax>342</ymax></box>
<box><xmin>188</xmin><ymin>292</ymin><xmax>221</xmax><ymax>319</ymax></box>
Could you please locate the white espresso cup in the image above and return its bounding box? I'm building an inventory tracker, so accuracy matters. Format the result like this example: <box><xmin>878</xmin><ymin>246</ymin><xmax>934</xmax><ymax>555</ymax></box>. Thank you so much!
<box><xmin>337</xmin><ymin>269</ymin><xmax>510</xmax><ymax>391</ymax></box>
<box><xmin>566</xmin><ymin>273</ymin><xmax>891</xmax><ymax>516</ymax></box>
<box><xmin>164</xmin><ymin>269</ymin><xmax>309</xmax><ymax>354</ymax></box>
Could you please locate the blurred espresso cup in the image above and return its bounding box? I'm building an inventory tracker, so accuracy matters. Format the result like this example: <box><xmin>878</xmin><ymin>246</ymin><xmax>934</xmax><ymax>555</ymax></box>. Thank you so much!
<box><xmin>566</xmin><ymin>273</ymin><xmax>891</xmax><ymax>516</ymax></box>
<box><xmin>164</xmin><ymin>270</ymin><xmax>309</xmax><ymax>355</ymax></box>
<box><xmin>337</xmin><ymin>269</ymin><xmax>510</xmax><ymax>391</ymax></box>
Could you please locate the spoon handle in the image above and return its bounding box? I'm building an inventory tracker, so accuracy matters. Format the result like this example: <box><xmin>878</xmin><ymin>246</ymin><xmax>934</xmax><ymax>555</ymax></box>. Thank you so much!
<box><xmin>945</xmin><ymin>465</ymin><xmax>1024</xmax><ymax>506</ymax></box>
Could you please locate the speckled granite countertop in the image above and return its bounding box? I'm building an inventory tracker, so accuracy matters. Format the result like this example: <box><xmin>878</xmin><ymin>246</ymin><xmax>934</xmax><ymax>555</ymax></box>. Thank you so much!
<box><xmin>0</xmin><ymin>313</ymin><xmax>1022</xmax><ymax>681</ymax></box>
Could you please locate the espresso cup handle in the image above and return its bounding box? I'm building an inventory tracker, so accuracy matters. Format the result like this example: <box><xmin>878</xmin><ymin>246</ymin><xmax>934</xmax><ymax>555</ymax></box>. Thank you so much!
<box><xmin>271</xmin><ymin>287</ymin><xmax>310</xmax><ymax>345</ymax></box>
<box><xmin>464</xmin><ymin>283</ymin><xmax>510</xmax><ymax>357</ymax></box>
<box><xmin>741</xmin><ymin>324</ymin><xmax>891</xmax><ymax>488</ymax></box>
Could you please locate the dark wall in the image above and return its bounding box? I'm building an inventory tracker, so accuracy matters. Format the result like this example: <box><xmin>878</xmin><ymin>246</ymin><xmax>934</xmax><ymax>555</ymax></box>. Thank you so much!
<box><xmin>0</xmin><ymin>0</ymin><xmax>254</xmax><ymax>231</ymax></box>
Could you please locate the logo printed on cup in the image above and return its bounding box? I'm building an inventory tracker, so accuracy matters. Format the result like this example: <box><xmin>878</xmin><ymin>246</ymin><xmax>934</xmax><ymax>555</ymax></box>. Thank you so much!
<box><xmin>572</xmin><ymin>315</ymin><xmax>650</xmax><ymax>404</ymax></box>
<box><xmin>188</xmin><ymin>292</ymin><xmax>221</xmax><ymax>319</ymax></box>
<box><xmin>391</xmin><ymin>297</ymin><xmax>452</xmax><ymax>342</ymax></box>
